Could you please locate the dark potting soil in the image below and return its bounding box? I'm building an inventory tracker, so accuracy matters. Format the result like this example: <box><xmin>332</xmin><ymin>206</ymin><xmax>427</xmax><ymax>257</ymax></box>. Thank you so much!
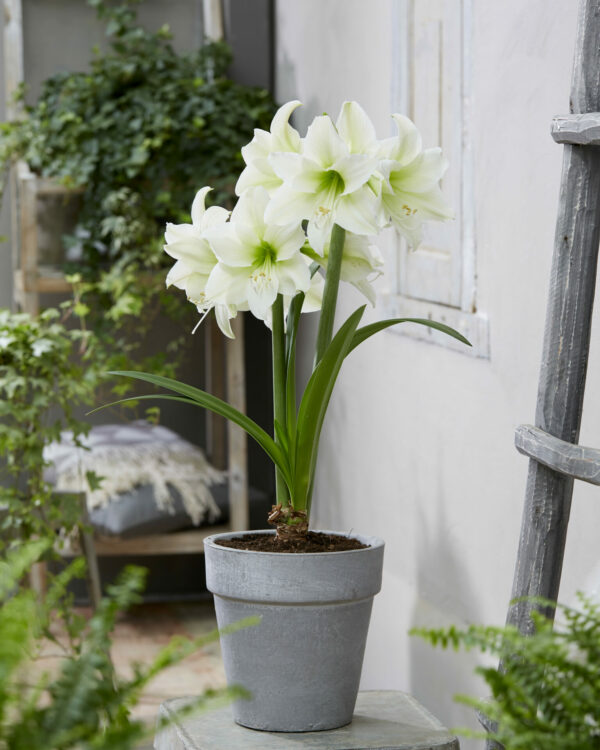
<box><xmin>215</xmin><ymin>531</ymin><xmax>369</xmax><ymax>553</ymax></box>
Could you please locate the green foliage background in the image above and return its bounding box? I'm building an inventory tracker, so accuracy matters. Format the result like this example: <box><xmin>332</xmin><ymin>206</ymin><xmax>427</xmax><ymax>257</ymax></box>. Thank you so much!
<box><xmin>0</xmin><ymin>308</ymin><xmax>102</xmax><ymax>544</ymax></box>
<box><xmin>0</xmin><ymin>0</ymin><xmax>276</xmax><ymax>378</ymax></box>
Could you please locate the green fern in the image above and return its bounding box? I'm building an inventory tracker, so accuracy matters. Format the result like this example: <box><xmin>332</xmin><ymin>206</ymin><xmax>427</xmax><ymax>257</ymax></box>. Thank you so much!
<box><xmin>411</xmin><ymin>593</ymin><xmax>600</xmax><ymax>749</ymax></box>
<box><xmin>0</xmin><ymin>542</ymin><xmax>254</xmax><ymax>749</ymax></box>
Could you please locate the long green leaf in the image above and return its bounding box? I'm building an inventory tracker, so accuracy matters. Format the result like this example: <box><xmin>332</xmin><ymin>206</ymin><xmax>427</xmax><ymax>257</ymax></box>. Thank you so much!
<box><xmin>95</xmin><ymin>373</ymin><xmax>293</xmax><ymax>491</ymax></box>
<box><xmin>285</xmin><ymin>290</ymin><xmax>305</xmax><ymax>365</ymax></box>
<box><xmin>293</xmin><ymin>306</ymin><xmax>366</xmax><ymax>509</ymax></box>
<box><xmin>271</xmin><ymin>295</ymin><xmax>288</xmax><ymax>504</ymax></box>
<box><xmin>285</xmin><ymin>292</ymin><xmax>304</xmax><ymax>449</ymax></box>
<box><xmin>314</xmin><ymin>224</ymin><xmax>346</xmax><ymax>366</ymax></box>
<box><xmin>349</xmin><ymin>318</ymin><xmax>471</xmax><ymax>353</ymax></box>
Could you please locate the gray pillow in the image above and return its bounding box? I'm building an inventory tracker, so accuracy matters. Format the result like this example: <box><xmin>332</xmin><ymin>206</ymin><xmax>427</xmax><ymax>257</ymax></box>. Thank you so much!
<box><xmin>89</xmin><ymin>481</ymin><xmax>268</xmax><ymax>538</ymax></box>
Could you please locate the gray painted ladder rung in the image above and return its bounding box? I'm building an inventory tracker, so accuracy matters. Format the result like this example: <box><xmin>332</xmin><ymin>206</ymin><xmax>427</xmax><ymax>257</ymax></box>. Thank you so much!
<box><xmin>515</xmin><ymin>424</ymin><xmax>600</xmax><ymax>486</ymax></box>
<box><xmin>551</xmin><ymin>113</ymin><xmax>600</xmax><ymax>144</ymax></box>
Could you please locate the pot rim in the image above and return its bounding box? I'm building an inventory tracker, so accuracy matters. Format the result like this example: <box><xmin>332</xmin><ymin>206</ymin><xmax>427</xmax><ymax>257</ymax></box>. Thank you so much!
<box><xmin>204</xmin><ymin>528</ymin><xmax>385</xmax><ymax>557</ymax></box>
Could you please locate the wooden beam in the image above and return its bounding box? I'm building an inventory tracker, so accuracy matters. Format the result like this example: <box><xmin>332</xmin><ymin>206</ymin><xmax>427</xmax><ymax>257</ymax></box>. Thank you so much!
<box><xmin>84</xmin><ymin>525</ymin><xmax>232</xmax><ymax>557</ymax></box>
<box><xmin>515</xmin><ymin>425</ymin><xmax>600</xmax><ymax>485</ymax></box>
<box><xmin>14</xmin><ymin>268</ymin><xmax>73</xmax><ymax>295</ymax></box>
<box><xmin>551</xmin><ymin>112</ymin><xmax>600</xmax><ymax>144</ymax></box>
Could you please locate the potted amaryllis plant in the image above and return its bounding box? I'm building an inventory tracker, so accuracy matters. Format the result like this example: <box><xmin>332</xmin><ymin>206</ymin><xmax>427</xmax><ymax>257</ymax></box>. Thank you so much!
<box><xmin>104</xmin><ymin>100</ymin><xmax>470</xmax><ymax>732</ymax></box>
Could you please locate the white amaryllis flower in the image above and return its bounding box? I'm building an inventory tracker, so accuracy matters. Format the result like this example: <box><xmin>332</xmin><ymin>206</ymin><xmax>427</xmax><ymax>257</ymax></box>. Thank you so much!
<box><xmin>205</xmin><ymin>187</ymin><xmax>311</xmax><ymax>321</ymax></box>
<box><xmin>164</xmin><ymin>186</ymin><xmax>239</xmax><ymax>338</ymax></box>
<box><xmin>378</xmin><ymin>114</ymin><xmax>453</xmax><ymax>246</ymax></box>
<box><xmin>266</xmin><ymin>106</ymin><xmax>380</xmax><ymax>254</ymax></box>
<box><xmin>304</xmin><ymin>233</ymin><xmax>384</xmax><ymax>307</ymax></box>
<box><xmin>235</xmin><ymin>100</ymin><xmax>303</xmax><ymax>196</ymax></box>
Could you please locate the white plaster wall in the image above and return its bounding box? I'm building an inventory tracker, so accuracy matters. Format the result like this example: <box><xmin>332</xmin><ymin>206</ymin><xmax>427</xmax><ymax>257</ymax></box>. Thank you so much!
<box><xmin>276</xmin><ymin>0</ymin><xmax>600</xmax><ymax>744</ymax></box>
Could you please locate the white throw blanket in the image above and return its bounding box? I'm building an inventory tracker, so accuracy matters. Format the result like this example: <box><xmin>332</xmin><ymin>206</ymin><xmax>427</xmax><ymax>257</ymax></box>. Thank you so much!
<box><xmin>44</xmin><ymin>421</ymin><xmax>225</xmax><ymax>525</ymax></box>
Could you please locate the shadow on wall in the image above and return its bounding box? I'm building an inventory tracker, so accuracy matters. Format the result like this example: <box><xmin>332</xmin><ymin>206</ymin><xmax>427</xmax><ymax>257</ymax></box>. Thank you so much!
<box><xmin>409</xmin><ymin>492</ymin><xmax>485</xmax><ymax>748</ymax></box>
<box><xmin>275</xmin><ymin>45</ymin><xmax>321</xmax><ymax>131</ymax></box>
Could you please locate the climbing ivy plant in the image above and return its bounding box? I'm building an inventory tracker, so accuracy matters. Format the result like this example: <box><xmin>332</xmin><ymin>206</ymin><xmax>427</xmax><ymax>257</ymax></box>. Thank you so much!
<box><xmin>0</xmin><ymin>0</ymin><xmax>276</xmax><ymax>378</ymax></box>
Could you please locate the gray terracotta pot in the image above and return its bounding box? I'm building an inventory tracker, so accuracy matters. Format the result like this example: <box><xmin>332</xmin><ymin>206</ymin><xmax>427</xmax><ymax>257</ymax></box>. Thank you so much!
<box><xmin>204</xmin><ymin>529</ymin><xmax>385</xmax><ymax>732</ymax></box>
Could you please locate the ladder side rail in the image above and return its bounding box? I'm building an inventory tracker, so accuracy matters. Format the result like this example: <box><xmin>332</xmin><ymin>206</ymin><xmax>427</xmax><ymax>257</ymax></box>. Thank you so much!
<box><xmin>507</xmin><ymin>0</ymin><xmax>600</xmax><ymax>635</ymax></box>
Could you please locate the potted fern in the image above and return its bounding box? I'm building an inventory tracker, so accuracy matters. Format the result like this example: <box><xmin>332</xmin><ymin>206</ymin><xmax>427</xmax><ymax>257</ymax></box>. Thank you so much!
<box><xmin>104</xmin><ymin>100</ymin><xmax>471</xmax><ymax>732</ymax></box>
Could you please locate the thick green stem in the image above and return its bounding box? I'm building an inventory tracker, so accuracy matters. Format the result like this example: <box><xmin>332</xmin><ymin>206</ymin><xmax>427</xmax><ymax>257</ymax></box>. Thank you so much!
<box><xmin>314</xmin><ymin>224</ymin><xmax>345</xmax><ymax>368</ymax></box>
<box><xmin>271</xmin><ymin>294</ymin><xmax>288</xmax><ymax>506</ymax></box>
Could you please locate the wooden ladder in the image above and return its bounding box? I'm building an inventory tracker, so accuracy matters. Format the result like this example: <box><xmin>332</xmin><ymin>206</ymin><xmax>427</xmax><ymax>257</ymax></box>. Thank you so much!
<box><xmin>505</xmin><ymin>0</ymin><xmax>600</xmax><ymax>635</ymax></box>
<box><xmin>484</xmin><ymin>0</ymin><xmax>600</xmax><ymax>746</ymax></box>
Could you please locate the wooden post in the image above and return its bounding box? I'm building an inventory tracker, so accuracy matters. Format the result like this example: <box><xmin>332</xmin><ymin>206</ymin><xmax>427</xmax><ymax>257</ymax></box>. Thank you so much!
<box><xmin>4</xmin><ymin>0</ymin><xmax>26</xmax><ymax>312</ymax></box>
<box><xmin>17</xmin><ymin>167</ymin><xmax>40</xmax><ymax>315</ymax></box>
<box><xmin>205</xmin><ymin>316</ymin><xmax>227</xmax><ymax>469</ymax></box>
<box><xmin>506</xmin><ymin>0</ymin><xmax>600</xmax><ymax>630</ymax></box>
<box><xmin>3</xmin><ymin>0</ymin><xmax>24</xmax><ymax>121</ymax></box>
<box><xmin>227</xmin><ymin>314</ymin><xmax>248</xmax><ymax>531</ymax></box>
<box><xmin>202</xmin><ymin>0</ymin><xmax>224</xmax><ymax>41</ymax></box>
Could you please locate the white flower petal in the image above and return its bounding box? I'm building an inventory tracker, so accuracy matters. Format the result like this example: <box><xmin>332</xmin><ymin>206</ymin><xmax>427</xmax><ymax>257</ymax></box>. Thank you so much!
<box><xmin>200</xmin><ymin>205</ymin><xmax>230</xmax><ymax>230</ymax></box>
<box><xmin>382</xmin><ymin>198</ymin><xmax>424</xmax><ymax>247</ymax></box>
<box><xmin>303</xmin><ymin>115</ymin><xmax>348</xmax><ymax>167</ymax></box>
<box><xmin>205</xmin><ymin>225</ymin><xmax>255</xmax><ymax>267</ymax></box>
<box><xmin>333</xmin><ymin>154</ymin><xmax>379</xmax><ymax>194</ymax></box>
<box><xmin>378</xmin><ymin>114</ymin><xmax>422</xmax><ymax>165</ymax></box>
<box><xmin>351</xmin><ymin>278</ymin><xmax>377</xmax><ymax>306</ymax></box>
<box><xmin>269</xmin><ymin>151</ymin><xmax>305</xmax><ymax>183</ymax></box>
<box><xmin>164</xmin><ymin>222</ymin><xmax>199</xmax><ymax>245</ymax></box>
<box><xmin>306</xmin><ymin>216</ymin><xmax>332</xmax><ymax>255</ymax></box>
<box><xmin>302</xmin><ymin>272</ymin><xmax>324</xmax><ymax>312</ymax></box>
<box><xmin>215</xmin><ymin>304</ymin><xmax>236</xmax><ymax>338</ymax></box>
<box><xmin>336</xmin><ymin>101</ymin><xmax>378</xmax><ymax>154</ymax></box>
<box><xmin>230</xmin><ymin>187</ymin><xmax>269</xmax><ymax>236</ymax></box>
<box><xmin>343</xmin><ymin>233</ymin><xmax>384</xmax><ymax>267</ymax></box>
<box><xmin>247</xmin><ymin>272</ymin><xmax>278</xmax><ymax>319</ymax></box>
<box><xmin>235</xmin><ymin>161</ymin><xmax>282</xmax><ymax>196</ymax></box>
<box><xmin>334</xmin><ymin>186</ymin><xmax>380</xmax><ymax>235</ymax></box>
<box><xmin>274</xmin><ymin>255</ymin><xmax>311</xmax><ymax>296</ymax></box>
<box><xmin>166</xmin><ymin>260</ymin><xmax>189</xmax><ymax>288</ymax></box>
<box><xmin>389</xmin><ymin>148</ymin><xmax>448</xmax><ymax>194</ymax></box>
<box><xmin>163</xmin><ymin>237</ymin><xmax>216</xmax><ymax>270</ymax></box>
<box><xmin>241</xmin><ymin>129</ymin><xmax>272</xmax><ymax>163</ymax></box>
<box><xmin>190</xmin><ymin>187</ymin><xmax>212</xmax><ymax>225</ymax></box>
<box><xmin>183</xmin><ymin>274</ymin><xmax>211</xmax><ymax>304</ymax></box>
<box><xmin>264</xmin><ymin>185</ymin><xmax>316</xmax><ymax>225</ymax></box>
<box><xmin>271</xmin><ymin>100</ymin><xmax>302</xmax><ymax>152</ymax></box>
<box><xmin>386</xmin><ymin>185</ymin><xmax>453</xmax><ymax>222</ymax></box>
<box><xmin>205</xmin><ymin>263</ymin><xmax>250</xmax><ymax>305</ymax></box>
<box><xmin>263</xmin><ymin>222</ymin><xmax>306</xmax><ymax>261</ymax></box>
